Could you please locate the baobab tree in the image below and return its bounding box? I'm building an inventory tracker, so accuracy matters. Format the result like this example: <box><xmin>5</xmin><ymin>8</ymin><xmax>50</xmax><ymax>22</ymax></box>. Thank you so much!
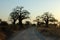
<box><xmin>16</xmin><ymin>6</ymin><xmax>30</xmax><ymax>28</ymax></box>
<box><xmin>10</xmin><ymin>10</ymin><xmax>19</xmax><ymax>24</ymax></box>
<box><xmin>10</xmin><ymin>6</ymin><xmax>30</xmax><ymax>28</ymax></box>
<box><xmin>41</xmin><ymin>12</ymin><xmax>57</xmax><ymax>27</ymax></box>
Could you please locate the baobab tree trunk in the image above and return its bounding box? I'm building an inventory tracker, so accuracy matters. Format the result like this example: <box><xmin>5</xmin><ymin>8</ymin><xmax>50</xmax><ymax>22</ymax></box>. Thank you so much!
<box><xmin>13</xmin><ymin>19</ymin><xmax>16</xmax><ymax>25</ymax></box>
<box><xmin>46</xmin><ymin>19</ymin><xmax>48</xmax><ymax>27</ymax></box>
<box><xmin>12</xmin><ymin>19</ymin><xmax>16</xmax><ymax>31</ymax></box>
<box><xmin>19</xmin><ymin>20</ymin><xmax>23</xmax><ymax>27</ymax></box>
<box><xmin>19</xmin><ymin>16</ymin><xmax>23</xmax><ymax>29</ymax></box>
<box><xmin>19</xmin><ymin>7</ymin><xmax>24</xmax><ymax>29</ymax></box>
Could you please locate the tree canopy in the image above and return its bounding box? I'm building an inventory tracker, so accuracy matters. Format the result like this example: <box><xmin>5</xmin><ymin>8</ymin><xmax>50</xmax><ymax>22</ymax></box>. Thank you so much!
<box><xmin>9</xmin><ymin>6</ymin><xmax>30</xmax><ymax>28</ymax></box>
<box><xmin>35</xmin><ymin>12</ymin><xmax>58</xmax><ymax>27</ymax></box>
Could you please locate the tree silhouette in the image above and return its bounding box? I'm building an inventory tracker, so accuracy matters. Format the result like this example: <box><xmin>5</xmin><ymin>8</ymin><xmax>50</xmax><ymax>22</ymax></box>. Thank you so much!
<box><xmin>10</xmin><ymin>9</ymin><xmax>19</xmax><ymax>24</ymax></box>
<box><xmin>25</xmin><ymin>21</ymin><xmax>31</xmax><ymax>25</ymax></box>
<box><xmin>10</xmin><ymin>6</ymin><xmax>30</xmax><ymax>28</ymax></box>
<box><xmin>1</xmin><ymin>21</ymin><xmax>8</xmax><ymax>25</ymax></box>
<box><xmin>25</xmin><ymin>21</ymin><xmax>31</xmax><ymax>28</ymax></box>
<box><xmin>17</xmin><ymin>6</ymin><xmax>30</xmax><ymax>28</ymax></box>
<box><xmin>36</xmin><ymin>16</ymin><xmax>40</xmax><ymax>26</ymax></box>
<box><xmin>16</xmin><ymin>6</ymin><xmax>30</xmax><ymax>28</ymax></box>
<box><xmin>33</xmin><ymin>16</ymin><xmax>41</xmax><ymax>27</ymax></box>
<box><xmin>49</xmin><ymin>17</ymin><xmax>58</xmax><ymax>24</ymax></box>
<box><xmin>0</xmin><ymin>19</ymin><xmax>8</xmax><ymax>26</ymax></box>
<box><xmin>41</xmin><ymin>12</ymin><xmax>57</xmax><ymax>27</ymax></box>
<box><xmin>0</xmin><ymin>19</ymin><xmax>2</xmax><ymax>24</ymax></box>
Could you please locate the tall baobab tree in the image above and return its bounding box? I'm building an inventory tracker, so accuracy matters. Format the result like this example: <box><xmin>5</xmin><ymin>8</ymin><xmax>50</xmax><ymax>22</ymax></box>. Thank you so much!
<box><xmin>10</xmin><ymin>10</ymin><xmax>19</xmax><ymax>24</ymax></box>
<box><xmin>10</xmin><ymin>6</ymin><xmax>30</xmax><ymax>28</ymax></box>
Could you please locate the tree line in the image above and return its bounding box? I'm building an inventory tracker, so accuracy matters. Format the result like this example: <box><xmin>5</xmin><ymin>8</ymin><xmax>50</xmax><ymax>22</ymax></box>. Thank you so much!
<box><xmin>0</xmin><ymin>6</ymin><xmax>59</xmax><ymax>28</ymax></box>
<box><xmin>0</xmin><ymin>6</ymin><xmax>60</xmax><ymax>40</ymax></box>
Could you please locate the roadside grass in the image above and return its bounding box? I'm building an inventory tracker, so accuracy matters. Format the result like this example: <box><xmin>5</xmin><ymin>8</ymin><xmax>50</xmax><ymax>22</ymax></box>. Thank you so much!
<box><xmin>0</xmin><ymin>24</ymin><xmax>31</xmax><ymax>40</ymax></box>
<box><xmin>37</xmin><ymin>26</ymin><xmax>60</xmax><ymax>37</ymax></box>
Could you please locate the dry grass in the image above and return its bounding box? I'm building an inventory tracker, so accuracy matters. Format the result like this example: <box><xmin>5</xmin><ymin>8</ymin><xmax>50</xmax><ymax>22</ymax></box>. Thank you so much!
<box><xmin>0</xmin><ymin>32</ymin><xmax>7</xmax><ymax>40</ymax></box>
<box><xmin>37</xmin><ymin>26</ymin><xmax>60</xmax><ymax>37</ymax></box>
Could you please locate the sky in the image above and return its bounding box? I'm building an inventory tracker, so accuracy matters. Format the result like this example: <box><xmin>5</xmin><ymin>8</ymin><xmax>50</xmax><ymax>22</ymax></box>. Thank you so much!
<box><xmin>0</xmin><ymin>0</ymin><xmax>60</xmax><ymax>22</ymax></box>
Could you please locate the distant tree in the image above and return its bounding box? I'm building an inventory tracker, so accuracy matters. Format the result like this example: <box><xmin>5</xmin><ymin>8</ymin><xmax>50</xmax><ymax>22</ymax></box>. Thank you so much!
<box><xmin>33</xmin><ymin>16</ymin><xmax>41</xmax><ymax>27</ymax></box>
<box><xmin>41</xmin><ymin>12</ymin><xmax>57</xmax><ymax>27</ymax></box>
<box><xmin>36</xmin><ymin>16</ymin><xmax>40</xmax><ymax>26</ymax></box>
<box><xmin>33</xmin><ymin>16</ymin><xmax>40</xmax><ymax>22</ymax></box>
<box><xmin>9</xmin><ymin>6</ymin><xmax>30</xmax><ymax>28</ymax></box>
<box><xmin>25</xmin><ymin>21</ymin><xmax>31</xmax><ymax>25</ymax></box>
<box><xmin>0</xmin><ymin>19</ymin><xmax>1</xmax><ymax>21</ymax></box>
<box><xmin>49</xmin><ymin>17</ymin><xmax>58</xmax><ymax>24</ymax></box>
<box><xmin>16</xmin><ymin>6</ymin><xmax>30</xmax><ymax>28</ymax></box>
<box><xmin>9</xmin><ymin>9</ymin><xmax>19</xmax><ymax>24</ymax></box>
<box><xmin>0</xmin><ymin>19</ymin><xmax>8</xmax><ymax>26</ymax></box>
<box><xmin>36</xmin><ymin>16</ymin><xmax>40</xmax><ymax>20</ymax></box>
<box><xmin>25</xmin><ymin>21</ymin><xmax>31</xmax><ymax>28</ymax></box>
<box><xmin>1</xmin><ymin>21</ymin><xmax>8</xmax><ymax>26</ymax></box>
<box><xmin>0</xmin><ymin>19</ymin><xmax>2</xmax><ymax>24</ymax></box>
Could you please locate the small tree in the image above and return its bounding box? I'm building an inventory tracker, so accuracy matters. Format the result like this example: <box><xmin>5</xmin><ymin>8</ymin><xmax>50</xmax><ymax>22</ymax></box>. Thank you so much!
<box><xmin>36</xmin><ymin>16</ymin><xmax>40</xmax><ymax>26</ymax></box>
<box><xmin>41</xmin><ymin>12</ymin><xmax>57</xmax><ymax>27</ymax></box>
<box><xmin>0</xmin><ymin>19</ymin><xmax>2</xmax><ymax>24</ymax></box>
<box><xmin>1</xmin><ymin>21</ymin><xmax>8</xmax><ymax>26</ymax></box>
<box><xmin>33</xmin><ymin>16</ymin><xmax>41</xmax><ymax>27</ymax></box>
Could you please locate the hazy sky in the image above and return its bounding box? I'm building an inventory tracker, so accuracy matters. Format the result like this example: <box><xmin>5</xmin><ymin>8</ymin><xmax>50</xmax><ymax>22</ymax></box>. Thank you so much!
<box><xmin>0</xmin><ymin>0</ymin><xmax>60</xmax><ymax>21</ymax></box>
